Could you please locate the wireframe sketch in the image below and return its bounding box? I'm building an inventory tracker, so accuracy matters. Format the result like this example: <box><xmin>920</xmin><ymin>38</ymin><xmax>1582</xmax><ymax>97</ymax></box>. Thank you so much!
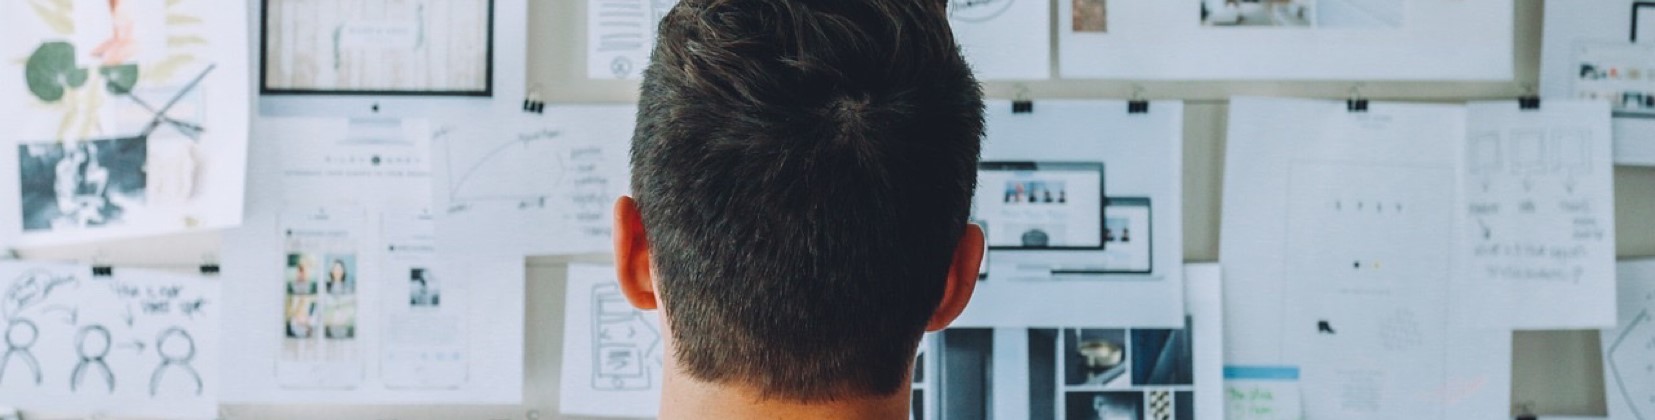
<box><xmin>150</xmin><ymin>327</ymin><xmax>202</xmax><ymax>396</ymax></box>
<box><xmin>591</xmin><ymin>283</ymin><xmax>660</xmax><ymax>391</ymax></box>
<box><xmin>951</xmin><ymin>0</ymin><xmax>1017</xmax><ymax>23</ymax></box>
<box><xmin>71</xmin><ymin>325</ymin><xmax>116</xmax><ymax>393</ymax></box>
<box><xmin>263</xmin><ymin>0</ymin><xmax>493</xmax><ymax>93</ymax></box>
<box><xmin>1</xmin><ymin>319</ymin><xmax>43</xmax><ymax>385</ymax></box>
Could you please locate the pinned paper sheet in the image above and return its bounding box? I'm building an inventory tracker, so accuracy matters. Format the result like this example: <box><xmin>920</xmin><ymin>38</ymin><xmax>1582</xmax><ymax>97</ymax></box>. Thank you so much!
<box><xmin>1057</xmin><ymin>0</ymin><xmax>1512</xmax><ymax>80</ymax></box>
<box><xmin>588</xmin><ymin>0</ymin><xmax>678</xmax><ymax>79</ymax></box>
<box><xmin>1601</xmin><ymin>259</ymin><xmax>1655</xmax><ymax>420</ymax></box>
<box><xmin>949</xmin><ymin>0</ymin><xmax>1050</xmax><ymax>80</ymax></box>
<box><xmin>1224</xmin><ymin>366</ymin><xmax>1303</xmax><ymax>420</ymax></box>
<box><xmin>560</xmin><ymin>263</ymin><xmax>665</xmax><ymax>418</ymax></box>
<box><xmin>431</xmin><ymin>107</ymin><xmax>634</xmax><ymax>257</ymax></box>
<box><xmin>1221</xmin><ymin>97</ymin><xmax>1512</xmax><ymax>419</ymax></box>
<box><xmin>1456</xmin><ymin>101</ymin><xmax>1616</xmax><ymax>329</ymax></box>
<box><xmin>919</xmin><ymin>263</ymin><xmax>1223</xmax><ymax>419</ymax></box>
<box><xmin>955</xmin><ymin>100</ymin><xmax>1185</xmax><ymax>328</ymax></box>
<box><xmin>220</xmin><ymin>116</ymin><xmax>524</xmax><ymax>404</ymax></box>
<box><xmin>0</xmin><ymin>0</ymin><xmax>251</xmax><ymax>247</ymax></box>
<box><xmin>0</xmin><ymin>262</ymin><xmax>220</xmax><ymax>419</ymax></box>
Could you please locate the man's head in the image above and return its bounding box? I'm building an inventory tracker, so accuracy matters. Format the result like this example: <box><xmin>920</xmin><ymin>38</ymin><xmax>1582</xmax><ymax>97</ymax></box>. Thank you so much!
<box><xmin>613</xmin><ymin>0</ymin><xmax>985</xmax><ymax>402</ymax></box>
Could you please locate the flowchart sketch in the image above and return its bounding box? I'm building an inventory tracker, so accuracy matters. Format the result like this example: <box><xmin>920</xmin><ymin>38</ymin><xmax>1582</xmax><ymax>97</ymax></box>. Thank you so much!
<box><xmin>560</xmin><ymin>264</ymin><xmax>664</xmax><ymax>418</ymax></box>
<box><xmin>1456</xmin><ymin>101</ymin><xmax>1616</xmax><ymax>329</ymax></box>
<box><xmin>0</xmin><ymin>262</ymin><xmax>219</xmax><ymax>419</ymax></box>
<box><xmin>431</xmin><ymin>107</ymin><xmax>634</xmax><ymax>257</ymax></box>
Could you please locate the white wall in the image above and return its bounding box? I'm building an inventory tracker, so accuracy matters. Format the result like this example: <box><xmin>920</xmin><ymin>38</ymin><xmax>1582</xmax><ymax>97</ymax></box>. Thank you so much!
<box><xmin>15</xmin><ymin>0</ymin><xmax>1650</xmax><ymax>417</ymax></box>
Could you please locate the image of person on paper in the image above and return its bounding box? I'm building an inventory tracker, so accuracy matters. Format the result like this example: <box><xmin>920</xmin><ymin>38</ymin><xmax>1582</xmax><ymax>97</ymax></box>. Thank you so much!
<box><xmin>17</xmin><ymin>138</ymin><xmax>147</xmax><ymax>232</ymax></box>
<box><xmin>410</xmin><ymin>268</ymin><xmax>439</xmax><ymax>307</ymax></box>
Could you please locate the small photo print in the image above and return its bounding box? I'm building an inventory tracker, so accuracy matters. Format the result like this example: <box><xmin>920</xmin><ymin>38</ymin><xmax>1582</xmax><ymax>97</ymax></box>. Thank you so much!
<box><xmin>410</xmin><ymin>268</ymin><xmax>440</xmax><ymax>307</ymax></box>
<box><xmin>323</xmin><ymin>254</ymin><xmax>357</xmax><ymax>295</ymax></box>
<box><xmin>1073</xmin><ymin>0</ymin><xmax>1107</xmax><ymax>32</ymax></box>
<box><xmin>1202</xmin><ymin>0</ymin><xmax>1315</xmax><ymax>27</ymax></box>
<box><xmin>286</xmin><ymin>253</ymin><xmax>319</xmax><ymax>295</ymax></box>
<box><xmin>1004</xmin><ymin>180</ymin><xmax>1069</xmax><ymax>205</ymax></box>
<box><xmin>323</xmin><ymin>294</ymin><xmax>357</xmax><ymax>339</ymax></box>
<box><xmin>17</xmin><ymin>137</ymin><xmax>148</xmax><ymax>232</ymax></box>
<box><xmin>1066</xmin><ymin>391</ymin><xmax>1144</xmax><ymax>420</ymax></box>
<box><xmin>1130</xmin><ymin>328</ymin><xmax>1194</xmax><ymax>386</ymax></box>
<box><xmin>284</xmin><ymin>294</ymin><xmax>318</xmax><ymax>339</ymax></box>
<box><xmin>1064</xmin><ymin>328</ymin><xmax>1129</xmax><ymax>387</ymax></box>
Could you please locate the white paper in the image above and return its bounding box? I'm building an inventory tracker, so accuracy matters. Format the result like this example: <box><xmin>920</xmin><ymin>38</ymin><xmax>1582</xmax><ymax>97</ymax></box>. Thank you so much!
<box><xmin>560</xmin><ymin>263</ymin><xmax>664</xmax><ymax>418</ymax></box>
<box><xmin>954</xmin><ymin>100</ymin><xmax>1185</xmax><ymax>328</ymax></box>
<box><xmin>1541</xmin><ymin>0</ymin><xmax>1655</xmax><ymax>166</ymax></box>
<box><xmin>921</xmin><ymin>263</ymin><xmax>1222</xmax><ymax>420</ymax></box>
<box><xmin>0</xmin><ymin>0</ymin><xmax>251</xmax><ymax>247</ymax></box>
<box><xmin>431</xmin><ymin>106</ymin><xmax>634</xmax><ymax>257</ymax></box>
<box><xmin>1057</xmin><ymin>0</ymin><xmax>1513</xmax><ymax>80</ymax></box>
<box><xmin>587</xmin><ymin>0</ymin><xmax>678</xmax><ymax>79</ymax></box>
<box><xmin>1601</xmin><ymin>259</ymin><xmax>1655</xmax><ymax>420</ymax></box>
<box><xmin>1456</xmin><ymin>101</ymin><xmax>1617</xmax><ymax>329</ymax></box>
<box><xmin>948</xmin><ymin>0</ymin><xmax>1050</xmax><ymax>80</ymax></box>
<box><xmin>0</xmin><ymin>262</ymin><xmax>219</xmax><ymax>419</ymax></box>
<box><xmin>263</xmin><ymin>0</ymin><xmax>492</xmax><ymax>94</ymax></box>
<box><xmin>220</xmin><ymin>116</ymin><xmax>523</xmax><ymax>404</ymax></box>
<box><xmin>1220</xmin><ymin>97</ymin><xmax>1511</xmax><ymax>419</ymax></box>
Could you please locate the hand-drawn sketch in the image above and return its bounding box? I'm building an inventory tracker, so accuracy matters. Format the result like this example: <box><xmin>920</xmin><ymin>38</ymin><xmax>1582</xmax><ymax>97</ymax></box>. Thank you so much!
<box><xmin>431</xmin><ymin>108</ymin><xmax>634</xmax><ymax>256</ymax></box>
<box><xmin>1</xmin><ymin>319</ymin><xmax>42</xmax><ymax>385</ymax></box>
<box><xmin>0</xmin><ymin>262</ymin><xmax>219</xmax><ymax>418</ymax></box>
<box><xmin>1603</xmin><ymin>260</ymin><xmax>1655</xmax><ymax>420</ymax></box>
<box><xmin>71</xmin><ymin>324</ymin><xmax>115</xmax><ymax>393</ymax></box>
<box><xmin>591</xmin><ymin>282</ymin><xmax>659</xmax><ymax>391</ymax></box>
<box><xmin>149</xmin><ymin>327</ymin><xmax>201</xmax><ymax>396</ymax></box>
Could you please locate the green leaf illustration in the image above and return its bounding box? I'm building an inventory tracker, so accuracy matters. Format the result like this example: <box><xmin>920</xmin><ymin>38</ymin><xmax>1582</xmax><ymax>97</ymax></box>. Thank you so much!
<box><xmin>25</xmin><ymin>42</ymin><xmax>89</xmax><ymax>103</ymax></box>
<box><xmin>101</xmin><ymin>64</ymin><xmax>141</xmax><ymax>95</ymax></box>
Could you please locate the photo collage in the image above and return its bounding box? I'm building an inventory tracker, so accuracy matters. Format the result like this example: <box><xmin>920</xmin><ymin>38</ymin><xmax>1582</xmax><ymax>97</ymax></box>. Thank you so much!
<box><xmin>1572</xmin><ymin>43</ymin><xmax>1655</xmax><ymax>117</ymax></box>
<box><xmin>1199</xmin><ymin>0</ymin><xmax>1404</xmax><ymax>29</ymax></box>
<box><xmin>277</xmin><ymin>210</ymin><xmax>365</xmax><ymax>388</ymax></box>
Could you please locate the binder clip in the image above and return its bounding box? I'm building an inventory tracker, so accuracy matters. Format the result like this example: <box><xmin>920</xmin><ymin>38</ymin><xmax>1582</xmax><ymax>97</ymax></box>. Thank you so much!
<box><xmin>92</xmin><ymin>266</ymin><xmax>114</xmax><ymax>277</ymax></box>
<box><xmin>200</xmin><ymin>254</ymin><xmax>220</xmax><ymax>275</ymax></box>
<box><xmin>1346</xmin><ymin>85</ymin><xmax>1369</xmax><ymax>113</ymax></box>
<box><xmin>1011</xmin><ymin>85</ymin><xmax>1033</xmax><ymax>114</ymax></box>
<box><xmin>1127</xmin><ymin>85</ymin><xmax>1149</xmax><ymax>114</ymax></box>
<box><xmin>523</xmin><ymin>84</ymin><xmax>546</xmax><ymax>114</ymax></box>
<box><xmin>1518</xmin><ymin>84</ymin><xmax>1541</xmax><ymax>111</ymax></box>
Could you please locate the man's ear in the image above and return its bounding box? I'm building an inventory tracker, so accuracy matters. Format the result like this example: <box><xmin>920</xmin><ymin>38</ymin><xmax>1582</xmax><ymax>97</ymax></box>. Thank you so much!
<box><xmin>926</xmin><ymin>223</ymin><xmax>984</xmax><ymax>331</ymax></box>
<box><xmin>613</xmin><ymin>196</ymin><xmax>658</xmax><ymax>310</ymax></box>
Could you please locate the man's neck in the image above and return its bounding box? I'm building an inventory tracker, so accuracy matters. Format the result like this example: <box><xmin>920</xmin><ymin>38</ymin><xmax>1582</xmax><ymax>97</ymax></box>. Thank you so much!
<box><xmin>658</xmin><ymin>369</ymin><xmax>912</xmax><ymax>420</ymax></box>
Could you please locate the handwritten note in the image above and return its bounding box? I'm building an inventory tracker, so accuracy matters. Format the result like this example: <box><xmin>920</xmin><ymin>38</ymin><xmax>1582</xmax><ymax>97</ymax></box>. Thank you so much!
<box><xmin>1456</xmin><ymin>100</ymin><xmax>1616</xmax><ymax>329</ymax></box>
<box><xmin>1224</xmin><ymin>366</ymin><xmax>1303</xmax><ymax>420</ymax></box>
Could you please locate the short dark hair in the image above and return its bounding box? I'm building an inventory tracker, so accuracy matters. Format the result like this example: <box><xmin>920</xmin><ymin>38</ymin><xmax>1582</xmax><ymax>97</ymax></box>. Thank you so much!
<box><xmin>631</xmin><ymin>0</ymin><xmax>984</xmax><ymax>402</ymax></box>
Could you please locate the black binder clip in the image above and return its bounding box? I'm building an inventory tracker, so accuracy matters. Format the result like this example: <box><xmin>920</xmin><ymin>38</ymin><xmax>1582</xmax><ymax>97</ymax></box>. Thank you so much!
<box><xmin>1127</xmin><ymin>85</ymin><xmax>1149</xmax><ymax>114</ymax></box>
<box><xmin>1011</xmin><ymin>85</ymin><xmax>1033</xmax><ymax>114</ymax></box>
<box><xmin>1346</xmin><ymin>85</ymin><xmax>1369</xmax><ymax>113</ymax></box>
<box><xmin>522</xmin><ymin>84</ymin><xmax>546</xmax><ymax>114</ymax></box>
<box><xmin>1518</xmin><ymin>84</ymin><xmax>1541</xmax><ymax>111</ymax></box>
<box><xmin>199</xmin><ymin>264</ymin><xmax>221</xmax><ymax>275</ymax></box>
<box><xmin>92</xmin><ymin>266</ymin><xmax>114</xmax><ymax>277</ymax></box>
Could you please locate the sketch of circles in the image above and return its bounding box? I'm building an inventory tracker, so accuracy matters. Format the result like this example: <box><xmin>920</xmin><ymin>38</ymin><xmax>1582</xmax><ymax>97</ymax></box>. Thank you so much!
<box><xmin>6</xmin><ymin>319</ymin><xmax>38</xmax><ymax>348</ymax></box>
<box><xmin>949</xmin><ymin>0</ymin><xmax>1015</xmax><ymax>23</ymax></box>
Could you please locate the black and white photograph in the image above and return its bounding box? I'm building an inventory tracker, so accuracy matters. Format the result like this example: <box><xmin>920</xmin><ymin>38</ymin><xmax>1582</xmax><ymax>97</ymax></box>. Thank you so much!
<box><xmin>410</xmin><ymin>268</ymin><xmax>441</xmax><ymax>307</ymax></box>
<box><xmin>1129</xmin><ymin>328</ymin><xmax>1194</xmax><ymax>386</ymax></box>
<box><xmin>17</xmin><ymin>137</ymin><xmax>147</xmax><ymax>232</ymax></box>
<box><xmin>1064</xmin><ymin>391</ymin><xmax>1143</xmax><ymax>420</ymax></box>
<box><xmin>1064</xmin><ymin>329</ymin><xmax>1130</xmax><ymax>387</ymax></box>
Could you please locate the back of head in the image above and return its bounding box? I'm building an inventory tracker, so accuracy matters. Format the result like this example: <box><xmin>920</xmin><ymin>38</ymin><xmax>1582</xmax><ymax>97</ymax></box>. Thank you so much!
<box><xmin>632</xmin><ymin>0</ymin><xmax>984</xmax><ymax>402</ymax></box>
